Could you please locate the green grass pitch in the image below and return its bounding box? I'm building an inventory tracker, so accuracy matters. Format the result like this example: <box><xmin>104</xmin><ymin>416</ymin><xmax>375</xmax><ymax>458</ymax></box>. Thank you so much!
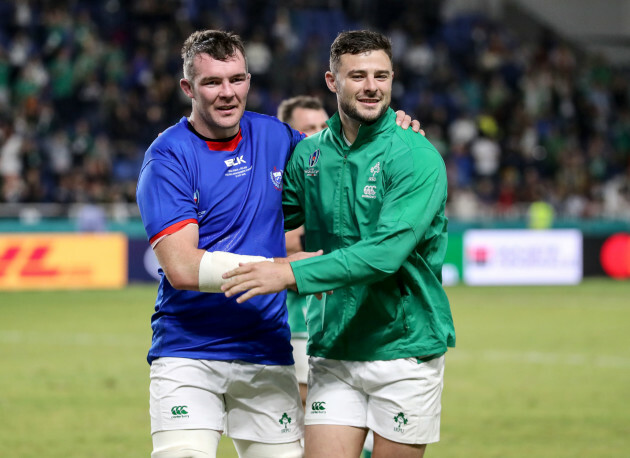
<box><xmin>1</xmin><ymin>279</ymin><xmax>628</xmax><ymax>457</ymax></box>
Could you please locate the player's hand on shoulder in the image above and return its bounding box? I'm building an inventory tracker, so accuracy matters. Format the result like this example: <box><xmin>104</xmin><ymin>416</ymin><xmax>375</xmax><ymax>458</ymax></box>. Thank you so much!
<box><xmin>395</xmin><ymin>110</ymin><xmax>425</xmax><ymax>136</ymax></box>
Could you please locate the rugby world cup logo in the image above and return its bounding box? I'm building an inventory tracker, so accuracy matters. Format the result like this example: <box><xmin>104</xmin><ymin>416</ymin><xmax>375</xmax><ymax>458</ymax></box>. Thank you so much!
<box><xmin>309</xmin><ymin>149</ymin><xmax>321</xmax><ymax>167</ymax></box>
<box><xmin>305</xmin><ymin>149</ymin><xmax>321</xmax><ymax>177</ymax></box>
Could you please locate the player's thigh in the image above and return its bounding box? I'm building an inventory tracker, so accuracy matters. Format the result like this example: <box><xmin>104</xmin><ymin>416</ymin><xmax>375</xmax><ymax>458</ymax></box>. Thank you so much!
<box><xmin>225</xmin><ymin>362</ymin><xmax>304</xmax><ymax>443</ymax></box>
<box><xmin>365</xmin><ymin>355</ymin><xmax>445</xmax><ymax>445</ymax></box>
<box><xmin>304</xmin><ymin>424</ymin><xmax>367</xmax><ymax>458</ymax></box>
<box><xmin>291</xmin><ymin>338</ymin><xmax>309</xmax><ymax>385</ymax></box>
<box><xmin>150</xmin><ymin>357</ymin><xmax>227</xmax><ymax>434</ymax></box>
<box><xmin>372</xmin><ymin>432</ymin><xmax>427</xmax><ymax>458</ymax></box>
<box><xmin>292</xmin><ymin>338</ymin><xmax>309</xmax><ymax>405</ymax></box>
<box><xmin>151</xmin><ymin>429</ymin><xmax>221</xmax><ymax>458</ymax></box>
<box><xmin>305</xmin><ymin>357</ymin><xmax>368</xmax><ymax>427</ymax></box>
<box><xmin>233</xmin><ymin>439</ymin><xmax>303</xmax><ymax>458</ymax></box>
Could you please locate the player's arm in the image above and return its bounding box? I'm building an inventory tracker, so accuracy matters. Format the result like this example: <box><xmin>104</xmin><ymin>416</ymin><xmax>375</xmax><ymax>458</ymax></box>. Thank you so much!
<box><xmin>153</xmin><ymin>224</ymin><xmax>275</xmax><ymax>292</ymax></box>
<box><xmin>153</xmin><ymin>223</ymin><xmax>203</xmax><ymax>290</ymax></box>
<box><xmin>285</xmin><ymin>226</ymin><xmax>305</xmax><ymax>255</ymax></box>
<box><xmin>137</xmin><ymin>155</ymin><xmax>273</xmax><ymax>293</ymax></box>
<box><xmin>222</xmin><ymin>146</ymin><xmax>446</xmax><ymax>299</ymax></box>
<box><xmin>290</xmin><ymin>149</ymin><xmax>446</xmax><ymax>294</ymax></box>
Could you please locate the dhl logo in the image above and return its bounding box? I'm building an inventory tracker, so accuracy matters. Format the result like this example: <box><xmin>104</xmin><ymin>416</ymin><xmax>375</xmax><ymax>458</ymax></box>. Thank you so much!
<box><xmin>1</xmin><ymin>245</ymin><xmax>76</xmax><ymax>277</ymax></box>
<box><xmin>0</xmin><ymin>234</ymin><xmax>127</xmax><ymax>290</ymax></box>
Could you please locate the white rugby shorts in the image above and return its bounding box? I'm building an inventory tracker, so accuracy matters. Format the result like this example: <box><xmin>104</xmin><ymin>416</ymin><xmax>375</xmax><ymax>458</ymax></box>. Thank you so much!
<box><xmin>304</xmin><ymin>355</ymin><xmax>445</xmax><ymax>445</ymax></box>
<box><xmin>149</xmin><ymin>357</ymin><xmax>304</xmax><ymax>443</ymax></box>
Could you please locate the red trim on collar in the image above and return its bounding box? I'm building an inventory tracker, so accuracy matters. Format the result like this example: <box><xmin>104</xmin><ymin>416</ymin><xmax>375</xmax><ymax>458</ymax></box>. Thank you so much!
<box><xmin>205</xmin><ymin>130</ymin><xmax>243</xmax><ymax>152</ymax></box>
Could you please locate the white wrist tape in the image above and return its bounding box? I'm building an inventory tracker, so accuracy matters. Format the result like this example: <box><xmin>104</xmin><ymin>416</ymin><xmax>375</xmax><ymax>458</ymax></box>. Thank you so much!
<box><xmin>198</xmin><ymin>251</ymin><xmax>273</xmax><ymax>293</ymax></box>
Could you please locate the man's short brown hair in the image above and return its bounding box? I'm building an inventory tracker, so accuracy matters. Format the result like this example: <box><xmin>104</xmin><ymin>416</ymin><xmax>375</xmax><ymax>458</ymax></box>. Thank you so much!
<box><xmin>329</xmin><ymin>30</ymin><xmax>392</xmax><ymax>74</ymax></box>
<box><xmin>181</xmin><ymin>30</ymin><xmax>247</xmax><ymax>80</ymax></box>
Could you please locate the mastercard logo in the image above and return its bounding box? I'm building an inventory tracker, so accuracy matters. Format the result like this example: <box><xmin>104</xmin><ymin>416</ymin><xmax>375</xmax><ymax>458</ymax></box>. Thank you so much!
<box><xmin>600</xmin><ymin>233</ymin><xmax>630</xmax><ymax>279</ymax></box>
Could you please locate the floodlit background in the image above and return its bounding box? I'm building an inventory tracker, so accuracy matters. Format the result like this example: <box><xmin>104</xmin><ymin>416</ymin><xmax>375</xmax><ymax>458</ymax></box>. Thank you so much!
<box><xmin>0</xmin><ymin>0</ymin><xmax>629</xmax><ymax>456</ymax></box>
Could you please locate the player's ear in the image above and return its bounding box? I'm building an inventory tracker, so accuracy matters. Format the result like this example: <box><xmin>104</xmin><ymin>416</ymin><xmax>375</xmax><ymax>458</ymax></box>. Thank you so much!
<box><xmin>180</xmin><ymin>78</ymin><xmax>194</xmax><ymax>99</ymax></box>
<box><xmin>325</xmin><ymin>71</ymin><xmax>337</xmax><ymax>93</ymax></box>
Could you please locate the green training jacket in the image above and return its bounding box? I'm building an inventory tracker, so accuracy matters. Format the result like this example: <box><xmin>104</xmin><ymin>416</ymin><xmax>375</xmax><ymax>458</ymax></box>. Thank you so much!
<box><xmin>283</xmin><ymin>108</ymin><xmax>456</xmax><ymax>361</ymax></box>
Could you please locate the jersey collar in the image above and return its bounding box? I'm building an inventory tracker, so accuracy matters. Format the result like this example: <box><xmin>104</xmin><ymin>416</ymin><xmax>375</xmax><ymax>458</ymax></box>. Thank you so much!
<box><xmin>327</xmin><ymin>107</ymin><xmax>395</xmax><ymax>149</ymax></box>
<box><xmin>184</xmin><ymin>117</ymin><xmax>243</xmax><ymax>152</ymax></box>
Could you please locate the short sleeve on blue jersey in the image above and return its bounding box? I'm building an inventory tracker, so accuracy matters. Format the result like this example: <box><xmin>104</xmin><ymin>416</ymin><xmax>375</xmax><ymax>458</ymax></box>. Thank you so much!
<box><xmin>137</xmin><ymin>157</ymin><xmax>199</xmax><ymax>243</ymax></box>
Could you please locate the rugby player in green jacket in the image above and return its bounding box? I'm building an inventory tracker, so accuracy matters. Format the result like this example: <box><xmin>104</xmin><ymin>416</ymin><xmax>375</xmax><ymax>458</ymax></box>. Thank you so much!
<box><xmin>223</xmin><ymin>30</ymin><xmax>455</xmax><ymax>458</ymax></box>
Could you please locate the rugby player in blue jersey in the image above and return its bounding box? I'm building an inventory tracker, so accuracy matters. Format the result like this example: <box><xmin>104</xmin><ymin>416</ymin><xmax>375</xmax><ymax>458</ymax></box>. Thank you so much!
<box><xmin>137</xmin><ymin>30</ymin><xmax>310</xmax><ymax>458</ymax></box>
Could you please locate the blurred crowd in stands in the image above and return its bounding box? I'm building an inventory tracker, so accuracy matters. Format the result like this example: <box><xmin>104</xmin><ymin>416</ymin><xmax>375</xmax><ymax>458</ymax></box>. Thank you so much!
<box><xmin>1</xmin><ymin>0</ymin><xmax>629</xmax><ymax>221</ymax></box>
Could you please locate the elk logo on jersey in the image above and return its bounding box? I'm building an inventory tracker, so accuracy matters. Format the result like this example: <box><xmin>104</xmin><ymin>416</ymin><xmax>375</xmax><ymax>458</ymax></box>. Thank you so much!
<box><xmin>224</xmin><ymin>155</ymin><xmax>246</xmax><ymax>167</ymax></box>
<box><xmin>270</xmin><ymin>167</ymin><xmax>284</xmax><ymax>191</ymax></box>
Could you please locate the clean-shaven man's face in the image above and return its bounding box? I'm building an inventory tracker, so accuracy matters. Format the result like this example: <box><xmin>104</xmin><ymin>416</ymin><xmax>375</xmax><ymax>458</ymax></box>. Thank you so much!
<box><xmin>180</xmin><ymin>50</ymin><xmax>250</xmax><ymax>138</ymax></box>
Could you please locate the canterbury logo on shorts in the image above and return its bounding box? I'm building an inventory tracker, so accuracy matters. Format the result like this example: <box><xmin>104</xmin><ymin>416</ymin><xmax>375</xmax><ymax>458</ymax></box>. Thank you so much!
<box><xmin>170</xmin><ymin>406</ymin><xmax>188</xmax><ymax>416</ymax></box>
<box><xmin>311</xmin><ymin>401</ymin><xmax>326</xmax><ymax>412</ymax></box>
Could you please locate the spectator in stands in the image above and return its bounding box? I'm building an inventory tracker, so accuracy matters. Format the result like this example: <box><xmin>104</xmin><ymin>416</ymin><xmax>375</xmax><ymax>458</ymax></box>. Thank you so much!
<box><xmin>0</xmin><ymin>0</ymin><xmax>629</xmax><ymax>224</ymax></box>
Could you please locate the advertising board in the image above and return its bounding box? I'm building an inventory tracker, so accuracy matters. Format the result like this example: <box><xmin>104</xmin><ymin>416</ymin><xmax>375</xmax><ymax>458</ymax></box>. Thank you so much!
<box><xmin>0</xmin><ymin>233</ymin><xmax>127</xmax><ymax>290</ymax></box>
<box><xmin>463</xmin><ymin>229</ymin><xmax>583</xmax><ymax>285</ymax></box>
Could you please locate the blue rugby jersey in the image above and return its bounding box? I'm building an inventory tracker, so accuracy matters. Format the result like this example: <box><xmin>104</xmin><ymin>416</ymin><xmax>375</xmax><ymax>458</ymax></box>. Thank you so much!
<box><xmin>136</xmin><ymin>113</ymin><xmax>305</xmax><ymax>365</ymax></box>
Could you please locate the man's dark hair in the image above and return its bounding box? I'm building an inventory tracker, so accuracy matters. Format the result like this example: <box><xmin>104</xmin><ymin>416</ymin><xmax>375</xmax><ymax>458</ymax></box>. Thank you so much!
<box><xmin>276</xmin><ymin>95</ymin><xmax>325</xmax><ymax>123</ymax></box>
<box><xmin>181</xmin><ymin>30</ymin><xmax>247</xmax><ymax>80</ymax></box>
<box><xmin>329</xmin><ymin>30</ymin><xmax>393</xmax><ymax>74</ymax></box>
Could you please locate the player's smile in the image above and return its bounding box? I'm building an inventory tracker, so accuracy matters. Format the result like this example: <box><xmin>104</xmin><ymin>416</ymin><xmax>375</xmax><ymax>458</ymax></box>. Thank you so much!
<box><xmin>358</xmin><ymin>96</ymin><xmax>381</xmax><ymax>107</ymax></box>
